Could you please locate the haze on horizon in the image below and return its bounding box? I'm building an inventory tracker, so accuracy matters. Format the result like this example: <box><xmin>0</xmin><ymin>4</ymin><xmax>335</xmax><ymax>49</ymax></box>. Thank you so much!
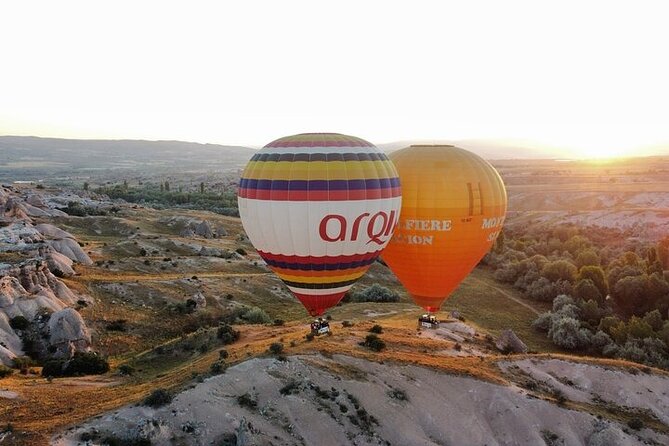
<box><xmin>1</xmin><ymin>0</ymin><xmax>668</xmax><ymax>160</ymax></box>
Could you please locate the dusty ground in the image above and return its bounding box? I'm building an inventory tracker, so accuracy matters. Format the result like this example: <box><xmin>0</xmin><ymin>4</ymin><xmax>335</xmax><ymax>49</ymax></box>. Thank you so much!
<box><xmin>52</xmin><ymin>354</ymin><xmax>669</xmax><ymax>446</ymax></box>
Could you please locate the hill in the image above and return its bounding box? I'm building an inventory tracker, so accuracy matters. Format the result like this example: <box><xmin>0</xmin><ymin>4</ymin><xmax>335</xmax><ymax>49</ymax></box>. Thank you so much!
<box><xmin>0</xmin><ymin>136</ymin><xmax>255</xmax><ymax>182</ymax></box>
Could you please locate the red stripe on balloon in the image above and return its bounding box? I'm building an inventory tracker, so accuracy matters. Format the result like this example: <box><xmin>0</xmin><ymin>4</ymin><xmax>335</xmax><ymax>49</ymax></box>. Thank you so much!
<box><xmin>292</xmin><ymin>291</ymin><xmax>347</xmax><ymax>316</ymax></box>
<box><xmin>258</xmin><ymin>250</ymin><xmax>382</xmax><ymax>265</ymax></box>
<box><xmin>238</xmin><ymin>187</ymin><xmax>401</xmax><ymax>200</ymax></box>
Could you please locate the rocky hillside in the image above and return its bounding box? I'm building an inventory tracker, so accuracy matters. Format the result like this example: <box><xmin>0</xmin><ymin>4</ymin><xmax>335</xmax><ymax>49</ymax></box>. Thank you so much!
<box><xmin>0</xmin><ymin>185</ymin><xmax>94</xmax><ymax>365</ymax></box>
<box><xmin>54</xmin><ymin>354</ymin><xmax>669</xmax><ymax>446</ymax></box>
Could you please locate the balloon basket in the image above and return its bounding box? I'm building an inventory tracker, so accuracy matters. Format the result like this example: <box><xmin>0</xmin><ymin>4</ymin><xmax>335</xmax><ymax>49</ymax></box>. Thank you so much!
<box><xmin>310</xmin><ymin>317</ymin><xmax>332</xmax><ymax>336</ymax></box>
<box><xmin>418</xmin><ymin>313</ymin><xmax>440</xmax><ymax>329</ymax></box>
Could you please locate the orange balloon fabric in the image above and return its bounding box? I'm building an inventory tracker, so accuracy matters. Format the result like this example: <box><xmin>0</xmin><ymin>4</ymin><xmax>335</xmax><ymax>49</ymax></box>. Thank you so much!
<box><xmin>382</xmin><ymin>145</ymin><xmax>507</xmax><ymax>312</ymax></box>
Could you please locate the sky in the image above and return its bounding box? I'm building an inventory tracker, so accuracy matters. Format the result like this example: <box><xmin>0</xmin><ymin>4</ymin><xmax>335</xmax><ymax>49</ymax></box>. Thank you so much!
<box><xmin>1</xmin><ymin>0</ymin><xmax>668</xmax><ymax>159</ymax></box>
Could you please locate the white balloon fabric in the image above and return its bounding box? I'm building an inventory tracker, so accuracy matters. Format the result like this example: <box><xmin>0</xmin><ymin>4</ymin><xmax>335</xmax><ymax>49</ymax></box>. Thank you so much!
<box><xmin>238</xmin><ymin>133</ymin><xmax>402</xmax><ymax>315</ymax></box>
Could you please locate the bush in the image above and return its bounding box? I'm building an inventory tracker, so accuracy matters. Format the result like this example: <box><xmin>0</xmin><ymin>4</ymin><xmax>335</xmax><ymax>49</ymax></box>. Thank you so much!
<box><xmin>240</xmin><ymin>307</ymin><xmax>272</xmax><ymax>325</ymax></box>
<box><xmin>388</xmin><ymin>388</ymin><xmax>409</xmax><ymax>401</ymax></box>
<box><xmin>0</xmin><ymin>366</ymin><xmax>13</xmax><ymax>379</ymax></box>
<box><xmin>342</xmin><ymin>320</ymin><xmax>354</xmax><ymax>328</ymax></box>
<box><xmin>360</xmin><ymin>334</ymin><xmax>386</xmax><ymax>352</ymax></box>
<box><xmin>305</xmin><ymin>333</ymin><xmax>315</xmax><ymax>341</ymax></box>
<box><xmin>210</xmin><ymin>361</ymin><xmax>225</xmax><ymax>374</ymax></box>
<box><xmin>369</xmin><ymin>325</ymin><xmax>383</xmax><ymax>334</ymax></box>
<box><xmin>627</xmin><ymin>418</ymin><xmax>644</xmax><ymax>430</ymax></box>
<box><xmin>9</xmin><ymin>316</ymin><xmax>30</xmax><ymax>330</ymax></box>
<box><xmin>217</xmin><ymin>324</ymin><xmax>240</xmax><ymax>345</ymax></box>
<box><xmin>143</xmin><ymin>389</ymin><xmax>173</xmax><ymax>408</ymax></box>
<box><xmin>235</xmin><ymin>248</ymin><xmax>247</xmax><ymax>256</ymax></box>
<box><xmin>42</xmin><ymin>352</ymin><xmax>110</xmax><ymax>377</ymax></box>
<box><xmin>106</xmin><ymin>319</ymin><xmax>128</xmax><ymax>332</ymax></box>
<box><xmin>591</xmin><ymin>331</ymin><xmax>614</xmax><ymax>353</ymax></box>
<box><xmin>548</xmin><ymin>317</ymin><xmax>592</xmax><ymax>350</ymax></box>
<box><xmin>118</xmin><ymin>364</ymin><xmax>135</xmax><ymax>376</ymax></box>
<box><xmin>268</xmin><ymin>342</ymin><xmax>284</xmax><ymax>355</ymax></box>
<box><xmin>237</xmin><ymin>393</ymin><xmax>257</xmax><ymax>410</ymax></box>
<box><xmin>273</xmin><ymin>319</ymin><xmax>285</xmax><ymax>326</ymax></box>
<box><xmin>348</xmin><ymin>284</ymin><xmax>400</xmax><ymax>303</ymax></box>
<box><xmin>642</xmin><ymin>310</ymin><xmax>664</xmax><ymax>331</ymax></box>
<box><xmin>532</xmin><ymin>312</ymin><xmax>553</xmax><ymax>332</ymax></box>
<box><xmin>219</xmin><ymin>349</ymin><xmax>229</xmax><ymax>359</ymax></box>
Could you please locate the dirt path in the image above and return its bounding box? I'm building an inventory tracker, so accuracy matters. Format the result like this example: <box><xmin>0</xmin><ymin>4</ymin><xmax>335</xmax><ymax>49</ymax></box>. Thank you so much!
<box><xmin>469</xmin><ymin>277</ymin><xmax>541</xmax><ymax>316</ymax></box>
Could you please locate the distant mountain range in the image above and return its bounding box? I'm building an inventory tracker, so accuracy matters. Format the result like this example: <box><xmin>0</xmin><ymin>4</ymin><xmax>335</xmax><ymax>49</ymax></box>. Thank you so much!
<box><xmin>376</xmin><ymin>139</ymin><xmax>562</xmax><ymax>159</ymax></box>
<box><xmin>0</xmin><ymin>136</ymin><xmax>256</xmax><ymax>179</ymax></box>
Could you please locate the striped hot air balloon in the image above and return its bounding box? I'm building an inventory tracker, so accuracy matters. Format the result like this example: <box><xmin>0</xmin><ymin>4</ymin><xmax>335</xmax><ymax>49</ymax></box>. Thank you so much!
<box><xmin>238</xmin><ymin>133</ymin><xmax>402</xmax><ymax>316</ymax></box>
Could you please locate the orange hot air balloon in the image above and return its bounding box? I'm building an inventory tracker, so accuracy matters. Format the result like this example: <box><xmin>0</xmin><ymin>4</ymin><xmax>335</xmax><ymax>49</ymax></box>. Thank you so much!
<box><xmin>382</xmin><ymin>145</ymin><xmax>507</xmax><ymax>313</ymax></box>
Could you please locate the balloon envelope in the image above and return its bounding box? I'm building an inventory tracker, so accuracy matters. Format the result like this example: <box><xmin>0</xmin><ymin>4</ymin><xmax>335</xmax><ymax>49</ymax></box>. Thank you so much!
<box><xmin>382</xmin><ymin>145</ymin><xmax>507</xmax><ymax>312</ymax></box>
<box><xmin>238</xmin><ymin>133</ymin><xmax>402</xmax><ymax>316</ymax></box>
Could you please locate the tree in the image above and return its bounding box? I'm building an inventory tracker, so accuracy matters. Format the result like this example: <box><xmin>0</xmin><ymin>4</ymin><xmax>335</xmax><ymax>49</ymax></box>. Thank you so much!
<box><xmin>564</xmin><ymin>235</ymin><xmax>591</xmax><ymax>256</ymax></box>
<box><xmin>658</xmin><ymin>237</ymin><xmax>669</xmax><ymax>269</ymax></box>
<box><xmin>160</xmin><ymin>183</ymin><xmax>164</xmax><ymax>192</ymax></box>
<box><xmin>612</xmin><ymin>275</ymin><xmax>648</xmax><ymax>316</ymax></box>
<box><xmin>164</xmin><ymin>181</ymin><xmax>170</xmax><ymax>192</ymax></box>
<box><xmin>578</xmin><ymin>265</ymin><xmax>608</xmax><ymax>299</ymax></box>
<box><xmin>576</xmin><ymin>250</ymin><xmax>600</xmax><ymax>269</ymax></box>
<box><xmin>642</xmin><ymin>310</ymin><xmax>664</xmax><ymax>331</ymax></box>
<box><xmin>541</xmin><ymin>260</ymin><xmax>577</xmax><ymax>283</ymax></box>
<box><xmin>200</xmin><ymin>182</ymin><xmax>205</xmax><ymax>194</ymax></box>
<box><xmin>574</xmin><ymin>279</ymin><xmax>603</xmax><ymax>304</ymax></box>
<box><xmin>607</xmin><ymin>264</ymin><xmax>644</xmax><ymax>293</ymax></box>
<box><xmin>548</xmin><ymin>317</ymin><xmax>591</xmax><ymax>350</ymax></box>
<box><xmin>626</xmin><ymin>316</ymin><xmax>655</xmax><ymax>340</ymax></box>
<box><xmin>83</xmin><ymin>182</ymin><xmax>89</xmax><ymax>191</ymax></box>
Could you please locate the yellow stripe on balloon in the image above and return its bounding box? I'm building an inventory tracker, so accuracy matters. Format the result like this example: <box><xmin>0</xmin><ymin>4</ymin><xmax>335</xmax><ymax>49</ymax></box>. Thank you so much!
<box><xmin>275</xmin><ymin>270</ymin><xmax>367</xmax><ymax>284</ymax></box>
<box><xmin>241</xmin><ymin>160</ymin><xmax>397</xmax><ymax>181</ymax></box>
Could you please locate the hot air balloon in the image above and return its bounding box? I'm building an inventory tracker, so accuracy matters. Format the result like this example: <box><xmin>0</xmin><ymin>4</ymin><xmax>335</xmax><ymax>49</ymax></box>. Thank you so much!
<box><xmin>238</xmin><ymin>133</ymin><xmax>402</xmax><ymax>329</ymax></box>
<box><xmin>382</xmin><ymin>145</ymin><xmax>507</xmax><ymax>324</ymax></box>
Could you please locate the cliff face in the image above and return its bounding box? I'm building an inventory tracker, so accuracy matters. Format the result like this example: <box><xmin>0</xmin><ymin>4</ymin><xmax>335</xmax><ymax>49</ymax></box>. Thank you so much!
<box><xmin>0</xmin><ymin>185</ymin><xmax>92</xmax><ymax>366</ymax></box>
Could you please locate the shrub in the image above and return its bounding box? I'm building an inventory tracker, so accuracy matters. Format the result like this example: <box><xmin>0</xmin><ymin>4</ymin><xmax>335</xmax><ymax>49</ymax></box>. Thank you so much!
<box><xmin>118</xmin><ymin>364</ymin><xmax>135</xmax><ymax>376</ymax></box>
<box><xmin>305</xmin><ymin>333</ymin><xmax>315</xmax><ymax>341</ymax></box>
<box><xmin>210</xmin><ymin>361</ymin><xmax>225</xmax><ymax>374</ymax></box>
<box><xmin>360</xmin><ymin>334</ymin><xmax>386</xmax><ymax>352</ymax></box>
<box><xmin>532</xmin><ymin>312</ymin><xmax>553</xmax><ymax>332</ymax></box>
<box><xmin>574</xmin><ymin>279</ymin><xmax>603</xmax><ymax>303</ymax></box>
<box><xmin>642</xmin><ymin>310</ymin><xmax>664</xmax><ymax>331</ymax></box>
<box><xmin>143</xmin><ymin>389</ymin><xmax>173</xmax><ymax>408</ymax></box>
<box><xmin>237</xmin><ymin>393</ymin><xmax>257</xmax><ymax>410</ymax></box>
<box><xmin>0</xmin><ymin>366</ymin><xmax>13</xmax><ymax>379</ymax></box>
<box><xmin>217</xmin><ymin>324</ymin><xmax>240</xmax><ymax>344</ymax></box>
<box><xmin>9</xmin><ymin>316</ymin><xmax>30</xmax><ymax>331</ymax></box>
<box><xmin>268</xmin><ymin>342</ymin><xmax>284</xmax><ymax>355</ymax></box>
<box><xmin>106</xmin><ymin>319</ymin><xmax>128</xmax><ymax>332</ymax></box>
<box><xmin>349</xmin><ymin>284</ymin><xmax>400</xmax><ymax>303</ymax></box>
<box><xmin>219</xmin><ymin>349</ymin><xmax>229</xmax><ymax>359</ymax></box>
<box><xmin>626</xmin><ymin>316</ymin><xmax>655</xmax><ymax>340</ymax></box>
<box><xmin>369</xmin><ymin>325</ymin><xmax>383</xmax><ymax>334</ymax></box>
<box><xmin>388</xmin><ymin>388</ymin><xmax>409</xmax><ymax>401</ymax></box>
<box><xmin>577</xmin><ymin>265</ymin><xmax>608</xmax><ymax>298</ymax></box>
<box><xmin>273</xmin><ymin>319</ymin><xmax>285</xmax><ymax>326</ymax></box>
<box><xmin>591</xmin><ymin>331</ymin><xmax>614</xmax><ymax>352</ymax></box>
<box><xmin>42</xmin><ymin>352</ymin><xmax>110</xmax><ymax>377</ymax></box>
<box><xmin>235</xmin><ymin>248</ymin><xmax>247</xmax><ymax>256</ymax></box>
<box><xmin>240</xmin><ymin>307</ymin><xmax>272</xmax><ymax>325</ymax></box>
<box><xmin>342</xmin><ymin>320</ymin><xmax>354</xmax><ymax>328</ymax></box>
<box><xmin>627</xmin><ymin>418</ymin><xmax>644</xmax><ymax>430</ymax></box>
<box><xmin>552</xmin><ymin>295</ymin><xmax>575</xmax><ymax>312</ymax></box>
<box><xmin>548</xmin><ymin>317</ymin><xmax>592</xmax><ymax>350</ymax></box>
<box><xmin>280</xmin><ymin>380</ymin><xmax>300</xmax><ymax>395</ymax></box>
<box><xmin>541</xmin><ymin>260</ymin><xmax>577</xmax><ymax>283</ymax></box>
